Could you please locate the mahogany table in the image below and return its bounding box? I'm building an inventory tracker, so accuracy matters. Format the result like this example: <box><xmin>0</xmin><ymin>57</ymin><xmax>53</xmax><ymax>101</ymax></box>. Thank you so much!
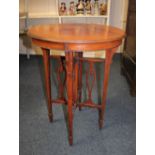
<box><xmin>28</xmin><ymin>24</ymin><xmax>125</xmax><ymax>145</ymax></box>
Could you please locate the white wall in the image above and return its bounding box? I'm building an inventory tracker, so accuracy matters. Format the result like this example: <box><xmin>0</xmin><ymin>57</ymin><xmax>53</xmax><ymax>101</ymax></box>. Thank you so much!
<box><xmin>110</xmin><ymin>0</ymin><xmax>122</xmax><ymax>28</ymax></box>
<box><xmin>28</xmin><ymin>0</ymin><xmax>57</xmax><ymax>16</ymax></box>
<box><xmin>19</xmin><ymin>0</ymin><xmax>25</xmax><ymax>13</ymax></box>
<box><xmin>110</xmin><ymin>0</ymin><xmax>129</xmax><ymax>52</ymax></box>
<box><xmin>110</xmin><ymin>0</ymin><xmax>128</xmax><ymax>28</ymax></box>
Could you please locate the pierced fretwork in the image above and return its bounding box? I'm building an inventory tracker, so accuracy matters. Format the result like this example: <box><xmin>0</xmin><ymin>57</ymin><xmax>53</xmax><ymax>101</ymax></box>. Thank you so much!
<box><xmin>86</xmin><ymin>62</ymin><xmax>96</xmax><ymax>103</ymax></box>
<box><xmin>56</xmin><ymin>57</ymin><xmax>66</xmax><ymax>100</ymax></box>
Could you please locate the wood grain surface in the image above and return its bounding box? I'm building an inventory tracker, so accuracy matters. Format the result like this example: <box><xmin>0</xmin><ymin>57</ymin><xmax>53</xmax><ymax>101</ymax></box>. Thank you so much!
<box><xmin>28</xmin><ymin>24</ymin><xmax>125</xmax><ymax>44</ymax></box>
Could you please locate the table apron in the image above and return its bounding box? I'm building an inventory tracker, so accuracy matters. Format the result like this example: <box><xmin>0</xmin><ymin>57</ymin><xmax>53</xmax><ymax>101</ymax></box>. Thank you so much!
<box><xmin>31</xmin><ymin>38</ymin><xmax>122</xmax><ymax>51</ymax></box>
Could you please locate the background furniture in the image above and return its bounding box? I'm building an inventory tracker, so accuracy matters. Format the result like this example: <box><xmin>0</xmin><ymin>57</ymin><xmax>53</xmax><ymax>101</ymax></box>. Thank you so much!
<box><xmin>28</xmin><ymin>23</ymin><xmax>125</xmax><ymax>145</ymax></box>
<box><xmin>19</xmin><ymin>12</ymin><xmax>30</xmax><ymax>58</ymax></box>
<box><xmin>121</xmin><ymin>0</ymin><xmax>136</xmax><ymax>96</ymax></box>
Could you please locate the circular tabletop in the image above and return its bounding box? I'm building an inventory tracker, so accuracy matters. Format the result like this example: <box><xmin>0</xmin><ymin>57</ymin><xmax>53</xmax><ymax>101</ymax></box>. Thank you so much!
<box><xmin>28</xmin><ymin>24</ymin><xmax>125</xmax><ymax>44</ymax></box>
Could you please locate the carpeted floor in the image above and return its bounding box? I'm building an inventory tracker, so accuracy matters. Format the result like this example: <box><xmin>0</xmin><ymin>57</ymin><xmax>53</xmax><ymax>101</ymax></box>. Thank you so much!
<box><xmin>19</xmin><ymin>54</ymin><xmax>136</xmax><ymax>155</ymax></box>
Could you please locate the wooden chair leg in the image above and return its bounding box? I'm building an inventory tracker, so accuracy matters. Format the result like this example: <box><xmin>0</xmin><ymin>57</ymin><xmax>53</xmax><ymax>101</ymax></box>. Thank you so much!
<box><xmin>42</xmin><ymin>48</ymin><xmax>53</xmax><ymax>122</ymax></box>
<box><xmin>65</xmin><ymin>51</ymin><xmax>74</xmax><ymax>145</ymax></box>
<box><xmin>99</xmin><ymin>48</ymin><xmax>116</xmax><ymax>129</ymax></box>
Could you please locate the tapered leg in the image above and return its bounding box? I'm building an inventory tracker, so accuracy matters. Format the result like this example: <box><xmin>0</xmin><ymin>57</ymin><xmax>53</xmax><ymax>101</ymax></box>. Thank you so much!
<box><xmin>42</xmin><ymin>48</ymin><xmax>53</xmax><ymax>122</ymax></box>
<box><xmin>99</xmin><ymin>48</ymin><xmax>117</xmax><ymax>129</ymax></box>
<box><xmin>74</xmin><ymin>52</ymin><xmax>83</xmax><ymax>108</ymax></box>
<box><xmin>65</xmin><ymin>51</ymin><xmax>74</xmax><ymax>146</ymax></box>
<box><xmin>74</xmin><ymin>61</ymin><xmax>78</xmax><ymax>103</ymax></box>
<box><xmin>78</xmin><ymin>53</ymin><xmax>83</xmax><ymax>111</ymax></box>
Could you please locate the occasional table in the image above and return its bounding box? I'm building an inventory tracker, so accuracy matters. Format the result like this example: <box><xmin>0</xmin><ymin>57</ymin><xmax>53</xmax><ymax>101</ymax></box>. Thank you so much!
<box><xmin>28</xmin><ymin>24</ymin><xmax>125</xmax><ymax>145</ymax></box>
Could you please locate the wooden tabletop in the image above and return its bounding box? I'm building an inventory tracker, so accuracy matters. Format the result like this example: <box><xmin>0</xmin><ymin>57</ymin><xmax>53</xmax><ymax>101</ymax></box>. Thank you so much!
<box><xmin>28</xmin><ymin>24</ymin><xmax>125</xmax><ymax>44</ymax></box>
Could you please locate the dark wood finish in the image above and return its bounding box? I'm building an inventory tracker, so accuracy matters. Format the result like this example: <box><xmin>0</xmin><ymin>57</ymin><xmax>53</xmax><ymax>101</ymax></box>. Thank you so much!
<box><xmin>86</xmin><ymin>61</ymin><xmax>96</xmax><ymax>103</ymax></box>
<box><xmin>65</xmin><ymin>51</ymin><xmax>74</xmax><ymax>146</ymax></box>
<box><xmin>122</xmin><ymin>0</ymin><xmax>136</xmax><ymax>96</ymax></box>
<box><xmin>51</xmin><ymin>99</ymin><xmax>66</xmax><ymax>105</ymax></box>
<box><xmin>56</xmin><ymin>57</ymin><xmax>66</xmax><ymax>99</ymax></box>
<box><xmin>31</xmin><ymin>38</ymin><xmax>122</xmax><ymax>51</ymax></box>
<box><xmin>28</xmin><ymin>24</ymin><xmax>125</xmax><ymax>145</ymax></box>
<box><xmin>42</xmin><ymin>48</ymin><xmax>53</xmax><ymax>122</ymax></box>
<box><xmin>74</xmin><ymin>60</ymin><xmax>78</xmax><ymax>103</ymax></box>
<box><xmin>77</xmin><ymin>52</ymin><xmax>83</xmax><ymax>111</ymax></box>
<box><xmin>77</xmin><ymin>102</ymin><xmax>101</xmax><ymax>109</ymax></box>
<box><xmin>99</xmin><ymin>48</ymin><xmax>117</xmax><ymax>129</ymax></box>
<box><xmin>74</xmin><ymin>52</ymin><xmax>83</xmax><ymax>111</ymax></box>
